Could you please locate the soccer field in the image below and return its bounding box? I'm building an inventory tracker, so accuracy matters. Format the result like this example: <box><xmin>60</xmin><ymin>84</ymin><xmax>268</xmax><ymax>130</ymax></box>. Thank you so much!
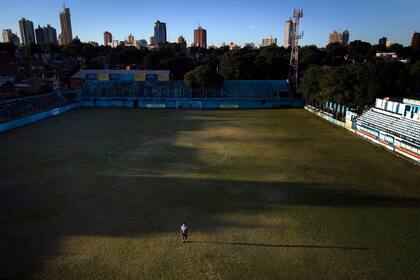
<box><xmin>0</xmin><ymin>108</ymin><xmax>419</xmax><ymax>279</ymax></box>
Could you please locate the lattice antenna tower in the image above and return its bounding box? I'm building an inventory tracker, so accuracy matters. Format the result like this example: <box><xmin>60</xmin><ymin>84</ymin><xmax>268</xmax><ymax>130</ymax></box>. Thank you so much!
<box><xmin>288</xmin><ymin>8</ymin><xmax>304</xmax><ymax>90</ymax></box>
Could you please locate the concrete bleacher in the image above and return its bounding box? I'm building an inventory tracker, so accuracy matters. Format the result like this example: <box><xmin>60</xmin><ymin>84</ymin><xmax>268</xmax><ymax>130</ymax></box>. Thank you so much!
<box><xmin>0</xmin><ymin>93</ymin><xmax>71</xmax><ymax>123</ymax></box>
<box><xmin>358</xmin><ymin>109</ymin><xmax>399</xmax><ymax>132</ymax></box>
<box><xmin>355</xmin><ymin>98</ymin><xmax>420</xmax><ymax>162</ymax></box>
<box><xmin>388</xmin><ymin>118</ymin><xmax>420</xmax><ymax>141</ymax></box>
<box><xmin>357</xmin><ymin>103</ymin><xmax>420</xmax><ymax>144</ymax></box>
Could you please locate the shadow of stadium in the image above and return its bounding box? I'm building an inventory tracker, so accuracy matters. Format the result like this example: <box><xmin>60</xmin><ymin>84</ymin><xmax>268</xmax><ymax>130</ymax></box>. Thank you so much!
<box><xmin>1</xmin><ymin>176</ymin><xmax>418</xmax><ymax>278</ymax></box>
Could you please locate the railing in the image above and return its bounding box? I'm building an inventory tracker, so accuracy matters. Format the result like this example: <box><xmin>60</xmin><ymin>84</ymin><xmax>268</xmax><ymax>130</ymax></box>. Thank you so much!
<box><xmin>0</xmin><ymin>93</ymin><xmax>72</xmax><ymax>123</ymax></box>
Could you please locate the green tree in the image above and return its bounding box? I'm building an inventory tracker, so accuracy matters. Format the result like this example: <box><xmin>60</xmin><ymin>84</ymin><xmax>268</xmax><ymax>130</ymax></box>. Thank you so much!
<box><xmin>324</xmin><ymin>43</ymin><xmax>347</xmax><ymax>65</ymax></box>
<box><xmin>219</xmin><ymin>50</ymin><xmax>243</xmax><ymax>79</ymax></box>
<box><xmin>297</xmin><ymin>66</ymin><xmax>323</xmax><ymax>106</ymax></box>
<box><xmin>184</xmin><ymin>64</ymin><xmax>223</xmax><ymax>89</ymax></box>
<box><xmin>410</xmin><ymin>61</ymin><xmax>420</xmax><ymax>82</ymax></box>
<box><xmin>300</xmin><ymin>45</ymin><xmax>324</xmax><ymax>69</ymax></box>
<box><xmin>254</xmin><ymin>46</ymin><xmax>289</xmax><ymax>79</ymax></box>
<box><xmin>347</xmin><ymin>40</ymin><xmax>372</xmax><ymax>63</ymax></box>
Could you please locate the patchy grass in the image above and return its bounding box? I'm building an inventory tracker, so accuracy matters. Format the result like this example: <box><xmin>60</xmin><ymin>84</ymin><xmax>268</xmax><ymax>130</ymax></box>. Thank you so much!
<box><xmin>0</xmin><ymin>108</ymin><xmax>419</xmax><ymax>279</ymax></box>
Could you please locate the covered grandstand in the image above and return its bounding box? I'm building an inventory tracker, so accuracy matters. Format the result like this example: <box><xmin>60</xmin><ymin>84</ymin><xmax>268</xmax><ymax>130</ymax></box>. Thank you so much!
<box><xmin>80</xmin><ymin>80</ymin><xmax>291</xmax><ymax>99</ymax></box>
<box><xmin>72</xmin><ymin>69</ymin><xmax>299</xmax><ymax>109</ymax></box>
<box><xmin>356</xmin><ymin>98</ymin><xmax>420</xmax><ymax>162</ymax></box>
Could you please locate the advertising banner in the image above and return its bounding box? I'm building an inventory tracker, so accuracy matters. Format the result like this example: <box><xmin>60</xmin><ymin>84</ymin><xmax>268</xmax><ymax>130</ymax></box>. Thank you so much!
<box><xmin>146</xmin><ymin>74</ymin><xmax>158</xmax><ymax>82</ymax></box>
<box><xmin>97</xmin><ymin>73</ymin><xmax>109</xmax><ymax>81</ymax></box>
<box><xmin>158</xmin><ymin>73</ymin><xmax>170</xmax><ymax>81</ymax></box>
<box><xmin>134</xmin><ymin>73</ymin><xmax>146</xmax><ymax>81</ymax></box>
<box><xmin>122</xmin><ymin>74</ymin><xmax>133</xmax><ymax>81</ymax></box>
<box><xmin>109</xmin><ymin>74</ymin><xmax>122</xmax><ymax>81</ymax></box>
<box><xmin>86</xmin><ymin>74</ymin><xmax>97</xmax><ymax>80</ymax></box>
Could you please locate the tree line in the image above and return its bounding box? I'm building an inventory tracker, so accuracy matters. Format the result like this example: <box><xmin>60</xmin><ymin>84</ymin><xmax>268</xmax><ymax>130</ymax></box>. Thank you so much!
<box><xmin>297</xmin><ymin>62</ymin><xmax>418</xmax><ymax>112</ymax></box>
<box><xmin>296</xmin><ymin>42</ymin><xmax>420</xmax><ymax>111</ymax></box>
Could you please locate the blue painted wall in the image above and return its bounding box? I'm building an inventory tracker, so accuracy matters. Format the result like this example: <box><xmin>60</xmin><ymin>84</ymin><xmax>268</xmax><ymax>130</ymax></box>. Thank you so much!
<box><xmin>0</xmin><ymin>103</ymin><xmax>78</xmax><ymax>133</ymax></box>
<box><xmin>79</xmin><ymin>98</ymin><xmax>303</xmax><ymax>109</ymax></box>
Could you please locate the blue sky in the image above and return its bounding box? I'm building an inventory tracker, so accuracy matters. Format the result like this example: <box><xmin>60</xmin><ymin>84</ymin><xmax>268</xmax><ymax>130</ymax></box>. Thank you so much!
<box><xmin>1</xmin><ymin>0</ymin><xmax>419</xmax><ymax>47</ymax></box>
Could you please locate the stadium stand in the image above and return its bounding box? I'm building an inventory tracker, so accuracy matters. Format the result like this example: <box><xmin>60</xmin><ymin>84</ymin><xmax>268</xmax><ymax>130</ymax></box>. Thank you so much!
<box><xmin>0</xmin><ymin>93</ymin><xmax>72</xmax><ymax>123</ymax></box>
<box><xmin>73</xmin><ymin>69</ymin><xmax>291</xmax><ymax>100</ymax></box>
<box><xmin>356</xmin><ymin>98</ymin><xmax>420</xmax><ymax>162</ymax></box>
<box><xmin>81</xmin><ymin>80</ymin><xmax>291</xmax><ymax>99</ymax></box>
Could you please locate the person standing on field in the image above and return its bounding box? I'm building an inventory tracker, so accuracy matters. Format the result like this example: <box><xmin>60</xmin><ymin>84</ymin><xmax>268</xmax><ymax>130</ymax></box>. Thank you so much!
<box><xmin>180</xmin><ymin>223</ymin><xmax>189</xmax><ymax>243</ymax></box>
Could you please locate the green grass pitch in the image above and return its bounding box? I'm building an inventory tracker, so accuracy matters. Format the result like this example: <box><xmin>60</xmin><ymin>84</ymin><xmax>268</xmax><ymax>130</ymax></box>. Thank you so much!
<box><xmin>0</xmin><ymin>108</ymin><xmax>419</xmax><ymax>279</ymax></box>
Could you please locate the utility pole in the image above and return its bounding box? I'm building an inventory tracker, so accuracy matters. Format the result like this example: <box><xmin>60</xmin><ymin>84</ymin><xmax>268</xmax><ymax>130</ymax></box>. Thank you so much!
<box><xmin>288</xmin><ymin>9</ymin><xmax>304</xmax><ymax>90</ymax></box>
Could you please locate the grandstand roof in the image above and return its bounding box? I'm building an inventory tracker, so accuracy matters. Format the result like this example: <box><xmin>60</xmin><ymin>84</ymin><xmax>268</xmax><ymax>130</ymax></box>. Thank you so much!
<box><xmin>403</xmin><ymin>98</ymin><xmax>420</xmax><ymax>106</ymax></box>
<box><xmin>71</xmin><ymin>69</ymin><xmax>170</xmax><ymax>79</ymax></box>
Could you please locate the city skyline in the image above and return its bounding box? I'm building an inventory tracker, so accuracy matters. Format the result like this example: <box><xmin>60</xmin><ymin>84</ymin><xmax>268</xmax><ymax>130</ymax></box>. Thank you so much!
<box><xmin>1</xmin><ymin>0</ymin><xmax>419</xmax><ymax>47</ymax></box>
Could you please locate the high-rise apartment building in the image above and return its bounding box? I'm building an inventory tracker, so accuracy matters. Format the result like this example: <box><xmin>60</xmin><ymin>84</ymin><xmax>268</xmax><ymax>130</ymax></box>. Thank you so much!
<box><xmin>45</xmin><ymin>25</ymin><xmax>58</xmax><ymax>44</ymax></box>
<box><xmin>150</xmin><ymin>36</ymin><xmax>156</xmax><ymax>46</ymax></box>
<box><xmin>137</xmin><ymin>39</ymin><xmax>148</xmax><ymax>48</ymax></box>
<box><xmin>261</xmin><ymin>36</ymin><xmax>277</xmax><ymax>47</ymax></box>
<box><xmin>127</xmin><ymin>34</ymin><xmax>135</xmax><ymax>45</ymax></box>
<box><xmin>177</xmin><ymin>36</ymin><xmax>187</xmax><ymax>50</ymax></box>
<box><xmin>58</xmin><ymin>34</ymin><xmax>64</xmax><ymax>45</ymax></box>
<box><xmin>19</xmin><ymin>18</ymin><xmax>35</xmax><ymax>46</ymax></box>
<box><xmin>104</xmin><ymin>31</ymin><xmax>112</xmax><ymax>46</ymax></box>
<box><xmin>194</xmin><ymin>26</ymin><xmax>207</xmax><ymax>48</ymax></box>
<box><xmin>11</xmin><ymin>34</ymin><xmax>20</xmax><ymax>46</ymax></box>
<box><xmin>342</xmin><ymin>30</ymin><xmax>350</xmax><ymax>46</ymax></box>
<box><xmin>154</xmin><ymin>21</ymin><xmax>167</xmax><ymax>45</ymax></box>
<box><xmin>35</xmin><ymin>26</ymin><xmax>46</xmax><ymax>45</ymax></box>
<box><xmin>284</xmin><ymin>19</ymin><xmax>293</xmax><ymax>48</ymax></box>
<box><xmin>329</xmin><ymin>31</ymin><xmax>340</xmax><ymax>45</ymax></box>
<box><xmin>2</xmin><ymin>29</ymin><xmax>12</xmax><ymax>43</ymax></box>
<box><xmin>59</xmin><ymin>6</ymin><xmax>73</xmax><ymax>45</ymax></box>
<box><xmin>379</xmin><ymin>37</ymin><xmax>387</xmax><ymax>46</ymax></box>
<box><xmin>412</xmin><ymin>32</ymin><xmax>420</xmax><ymax>50</ymax></box>
<box><xmin>2</xmin><ymin>29</ymin><xmax>20</xmax><ymax>46</ymax></box>
<box><xmin>35</xmin><ymin>25</ymin><xmax>57</xmax><ymax>45</ymax></box>
<box><xmin>329</xmin><ymin>30</ymin><xmax>350</xmax><ymax>46</ymax></box>
<box><xmin>2</xmin><ymin>29</ymin><xmax>11</xmax><ymax>43</ymax></box>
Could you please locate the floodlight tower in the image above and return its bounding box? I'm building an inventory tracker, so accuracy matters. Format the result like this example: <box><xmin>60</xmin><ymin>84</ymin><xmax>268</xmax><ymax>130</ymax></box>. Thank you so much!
<box><xmin>288</xmin><ymin>8</ymin><xmax>304</xmax><ymax>90</ymax></box>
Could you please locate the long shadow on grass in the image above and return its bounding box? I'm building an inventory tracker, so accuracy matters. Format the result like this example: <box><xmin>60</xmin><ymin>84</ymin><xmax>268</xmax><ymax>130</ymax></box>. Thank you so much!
<box><xmin>187</xmin><ymin>241</ymin><xmax>368</xmax><ymax>250</ymax></box>
<box><xmin>1</xmin><ymin>176</ymin><xmax>418</xmax><ymax>278</ymax></box>
<box><xmin>0</xmin><ymin>109</ymin><xmax>419</xmax><ymax>278</ymax></box>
